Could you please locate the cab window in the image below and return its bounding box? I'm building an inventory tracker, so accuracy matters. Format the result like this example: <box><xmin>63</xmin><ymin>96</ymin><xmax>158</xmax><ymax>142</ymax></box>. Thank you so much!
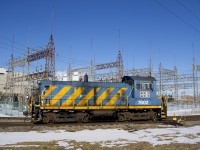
<box><xmin>136</xmin><ymin>82</ymin><xmax>153</xmax><ymax>91</ymax></box>
<box><xmin>150</xmin><ymin>83</ymin><xmax>154</xmax><ymax>91</ymax></box>
<box><xmin>136</xmin><ymin>83</ymin><xmax>140</xmax><ymax>90</ymax></box>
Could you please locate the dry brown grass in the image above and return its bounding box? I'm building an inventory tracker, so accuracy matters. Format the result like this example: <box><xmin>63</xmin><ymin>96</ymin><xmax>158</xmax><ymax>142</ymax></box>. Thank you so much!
<box><xmin>1</xmin><ymin>141</ymin><xmax>200</xmax><ymax>150</ymax></box>
<box><xmin>1</xmin><ymin>121</ymin><xmax>200</xmax><ymax>150</ymax></box>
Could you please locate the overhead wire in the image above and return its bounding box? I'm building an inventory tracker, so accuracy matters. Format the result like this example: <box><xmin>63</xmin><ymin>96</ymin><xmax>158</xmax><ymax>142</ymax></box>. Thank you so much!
<box><xmin>0</xmin><ymin>33</ymin><xmax>115</xmax><ymax>69</ymax></box>
<box><xmin>153</xmin><ymin>0</ymin><xmax>200</xmax><ymax>34</ymax></box>
<box><xmin>0</xmin><ymin>34</ymin><xmax>116</xmax><ymax>71</ymax></box>
<box><xmin>56</xmin><ymin>55</ymin><xmax>90</xmax><ymax>64</ymax></box>
<box><xmin>0</xmin><ymin>35</ymin><xmax>31</xmax><ymax>61</ymax></box>
<box><xmin>0</xmin><ymin>42</ymin><xmax>26</xmax><ymax>55</ymax></box>
<box><xmin>0</xmin><ymin>35</ymin><xmax>27</xmax><ymax>48</ymax></box>
<box><xmin>196</xmin><ymin>0</ymin><xmax>200</xmax><ymax>6</ymax></box>
<box><xmin>176</xmin><ymin>0</ymin><xmax>200</xmax><ymax>22</ymax></box>
<box><xmin>0</xmin><ymin>35</ymin><xmax>50</xmax><ymax>56</ymax></box>
<box><xmin>0</xmin><ymin>46</ymin><xmax>91</xmax><ymax>69</ymax></box>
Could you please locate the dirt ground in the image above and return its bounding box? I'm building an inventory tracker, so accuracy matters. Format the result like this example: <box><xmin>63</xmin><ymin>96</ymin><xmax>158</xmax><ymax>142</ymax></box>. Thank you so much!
<box><xmin>0</xmin><ymin>121</ymin><xmax>200</xmax><ymax>150</ymax></box>
<box><xmin>1</xmin><ymin>141</ymin><xmax>200</xmax><ymax>150</ymax></box>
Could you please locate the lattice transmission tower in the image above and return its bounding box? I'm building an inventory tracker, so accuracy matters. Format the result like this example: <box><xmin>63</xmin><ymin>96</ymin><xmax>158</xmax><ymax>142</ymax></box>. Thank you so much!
<box><xmin>45</xmin><ymin>34</ymin><xmax>55</xmax><ymax>80</ymax></box>
<box><xmin>116</xmin><ymin>50</ymin><xmax>123</xmax><ymax>81</ymax></box>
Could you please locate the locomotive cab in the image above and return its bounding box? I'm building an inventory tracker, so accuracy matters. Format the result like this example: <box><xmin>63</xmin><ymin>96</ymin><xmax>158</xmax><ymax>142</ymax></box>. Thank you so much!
<box><xmin>122</xmin><ymin>76</ymin><xmax>156</xmax><ymax>100</ymax></box>
<box><xmin>122</xmin><ymin>76</ymin><xmax>166</xmax><ymax>120</ymax></box>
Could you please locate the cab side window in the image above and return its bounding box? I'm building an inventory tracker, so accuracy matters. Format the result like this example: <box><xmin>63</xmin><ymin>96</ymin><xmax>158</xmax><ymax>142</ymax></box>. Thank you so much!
<box><xmin>150</xmin><ymin>83</ymin><xmax>154</xmax><ymax>91</ymax></box>
<box><xmin>136</xmin><ymin>82</ymin><xmax>153</xmax><ymax>91</ymax></box>
<box><xmin>136</xmin><ymin>83</ymin><xmax>140</xmax><ymax>90</ymax></box>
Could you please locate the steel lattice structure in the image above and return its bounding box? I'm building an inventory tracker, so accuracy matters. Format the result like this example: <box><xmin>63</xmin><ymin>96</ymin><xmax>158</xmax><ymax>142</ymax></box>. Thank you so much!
<box><xmin>68</xmin><ymin>52</ymin><xmax>199</xmax><ymax>105</ymax></box>
<box><xmin>5</xmin><ymin>35</ymin><xmax>55</xmax><ymax>95</ymax></box>
<box><xmin>3</xmin><ymin>35</ymin><xmax>200</xmax><ymax>106</ymax></box>
<box><xmin>69</xmin><ymin>50</ymin><xmax>123</xmax><ymax>81</ymax></box>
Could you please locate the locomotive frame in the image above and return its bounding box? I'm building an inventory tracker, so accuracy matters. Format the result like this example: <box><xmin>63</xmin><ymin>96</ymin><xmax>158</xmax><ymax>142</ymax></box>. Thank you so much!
<box><xmin>29</xmin><ymin>76</ymin><xmax>167</xmax><ymax>123</ymax></box>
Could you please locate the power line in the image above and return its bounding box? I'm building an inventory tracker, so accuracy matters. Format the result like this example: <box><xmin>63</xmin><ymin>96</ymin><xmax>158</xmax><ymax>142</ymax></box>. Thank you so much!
<box><xmin>176</xmin><ymin>0</ymin><xmax>200</xmax><ymax>22</ymax></box>
<box><xmin>154</xmin><ymin>0</ymin><xmax>200</xmax><ymax>34</ymax></box>
<box><xmin>56</xmin><ymin>55</ymin><xmax>90</xmax><ymax>64</ymax></box>
<box><xmin>0</xmin><ymin>42</ymin><xmax>26</xmax><ymax>55</ymax></box>
<box><xmin>51</xmin><ymin>6</ymin><xmax>55</xmax><ymax>35</ymax></box>
<box><xmin>0</xmin><ymin>35</ymin><xmax>27</xmax><ymax>48</ymax></box>
<box><xmin>196</xmin><ymin>0</ymin><xmax>200</xmax><ymax>6</ymax></box>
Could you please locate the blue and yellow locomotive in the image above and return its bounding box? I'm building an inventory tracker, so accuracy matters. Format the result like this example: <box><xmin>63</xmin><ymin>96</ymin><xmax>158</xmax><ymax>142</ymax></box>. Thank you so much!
<box><xmin>30</xmin><ymin>75</ymin><xmax>167</xmax><ymax>123</ymax></box>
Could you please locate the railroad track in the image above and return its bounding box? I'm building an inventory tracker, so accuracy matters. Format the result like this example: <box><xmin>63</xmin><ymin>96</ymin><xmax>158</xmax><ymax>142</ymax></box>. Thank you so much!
<box><xmin>0</xmin><ymin>115</ymin><xmax>199</xmax><ymax>127</ymax></box>
<box><xmin>167</xmin><ymin>115</ymin><xmax>200</xmax><ymax>121</ymax></box>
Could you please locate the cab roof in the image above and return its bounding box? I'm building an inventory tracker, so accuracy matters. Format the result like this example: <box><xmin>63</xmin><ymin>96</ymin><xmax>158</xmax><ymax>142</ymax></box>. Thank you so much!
<box><xmin>122</xmin><ymin>76</ymin><xmax>156</xmax><ymax>85</ymax></box>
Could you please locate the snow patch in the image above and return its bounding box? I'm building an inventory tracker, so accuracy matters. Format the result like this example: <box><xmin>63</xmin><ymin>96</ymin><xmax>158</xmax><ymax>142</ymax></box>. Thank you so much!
<box><xmin>0</xmin><ymin>126</ymin><xmax>200</xmax><ymax>148</ymax></box>
<box><xmin>0</xmin><ymin>114</ymin><xmax>11</xmax><ymax>117</ymax></box>
<box><xmin>168</xmin><ymin>108</ymin><xmax>200</xmax><ymax>116</ymax></box>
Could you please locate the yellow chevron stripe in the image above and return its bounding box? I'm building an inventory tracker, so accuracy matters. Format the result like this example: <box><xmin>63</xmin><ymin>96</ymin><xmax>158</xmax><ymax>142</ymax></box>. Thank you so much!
<box><xmin>77</xmin><ymin>87</ymin><xmax>101</xmax><ymax>106</ymax></box>
<box><xmin>42</xmin><ymin>85</ymin><xmax>56</xmax><ymax>99</ymax></box>
<box><xmin>96</xmin><ymin>87</ymin><xmax>114</xmax><ymax>105</ymax></box>
<box><xmin>62</xmin><ymin>87</ymin><xmax>86</xmax><ymax>106</ymax></box>
<box><xmin>106</xmin><ymin>88</ymin><xmax>127</xmax><ymax>106</ymax></box>
<box><xmin>51</xmin><ymin>86</ymin><xmax>71</xmax><ymax>106</ymax></box>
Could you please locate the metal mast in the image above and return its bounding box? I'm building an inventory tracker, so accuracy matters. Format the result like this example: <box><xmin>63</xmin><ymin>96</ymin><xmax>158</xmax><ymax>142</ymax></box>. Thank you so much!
<box><xmin>193</xmin><ymin>57</ymin><xmax>197</xmax><ymax>107</ymax></box>
<box><xmin>174</xmin><ymin>66</ymin><xmax>178</xmax><ymax>101</ymax></box>
<box><xmin>45</xmin><ymin>34</ymin><xmax>55</xmax><ymax>80</ymax></box>
<box><xmin>116</xmin><ymin>50</ymin><xmax>123</xmax><ymax>81</ymax></box>
<box><xmin>159</xmin><ymin>63</ymin><xmax>163</xmax><ymax>96</ymax></box>
<box><xmin>5</xmin><ymin>36</ymin><xmax>14</xmax><ymax>98</ymax></box>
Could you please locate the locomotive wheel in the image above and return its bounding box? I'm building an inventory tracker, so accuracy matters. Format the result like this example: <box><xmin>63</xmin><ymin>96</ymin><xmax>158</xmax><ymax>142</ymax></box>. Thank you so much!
<box><xmin>76</xmin><ymin>113</ymin><xmax>90</xmax><ymax>123</ymax></box>
<box><xmin>150</xmin><ymin>112</ymin><xmax>157</xmax><ymax>121</ymax></box>
<box><xmin>49</xmin><ymin>113</ymin><xmax>56</xmax><ymax>123</ymax></box>
<box><xmin>43</xmin><ymin>113</ymin><xmax>56</xmax><ymax>123</ymax></box>
<box><xmin>118</xmin><ymin>114</ymin><xmax>125</xmax><ymax>122</ymax></box>
<box><xmin>82</xmin><ymin>114</ymin><xmax>89</xmax><ymax>122</ymax></box>
<box><xmin>43</xmin><ymin>116</ymin><xmax>49</xmax><ymax>124</ymax></box>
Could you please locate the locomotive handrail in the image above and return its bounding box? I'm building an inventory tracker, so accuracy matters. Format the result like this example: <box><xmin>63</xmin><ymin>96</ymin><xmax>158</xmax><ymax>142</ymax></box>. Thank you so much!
<box><xmin>128</xmin><ymin>85</ymin><xmax>134</xmax><ymax>99</ymax></box>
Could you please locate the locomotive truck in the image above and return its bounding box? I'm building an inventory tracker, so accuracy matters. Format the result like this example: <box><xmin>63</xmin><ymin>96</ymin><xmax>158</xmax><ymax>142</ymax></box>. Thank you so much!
<box><xmin>29</xmin><ymin>75</ymin><xmax>167</xmax><ymax>123</ymax></box>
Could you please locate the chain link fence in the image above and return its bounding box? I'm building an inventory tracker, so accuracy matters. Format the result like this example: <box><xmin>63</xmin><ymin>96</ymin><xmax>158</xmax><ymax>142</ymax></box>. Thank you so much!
<box><xmin>0</xmin><ymin>97</ymin><xmax>26</xmax><ymax>117</ymax></box>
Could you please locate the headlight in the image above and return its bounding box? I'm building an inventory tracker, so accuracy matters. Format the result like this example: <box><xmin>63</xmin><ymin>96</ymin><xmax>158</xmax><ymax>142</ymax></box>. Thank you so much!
<box><xmin>37</xmin><ymin>80</ymin><xmax>41</xmax><ymax>84</ymax></box>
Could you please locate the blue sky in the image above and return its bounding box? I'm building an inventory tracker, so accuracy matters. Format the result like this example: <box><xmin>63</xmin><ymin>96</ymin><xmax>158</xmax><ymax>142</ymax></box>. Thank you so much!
<box><xmin>0</xmin><ymin>0</ymin><xmax>200</xmax><ymax>74</ymax></box>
